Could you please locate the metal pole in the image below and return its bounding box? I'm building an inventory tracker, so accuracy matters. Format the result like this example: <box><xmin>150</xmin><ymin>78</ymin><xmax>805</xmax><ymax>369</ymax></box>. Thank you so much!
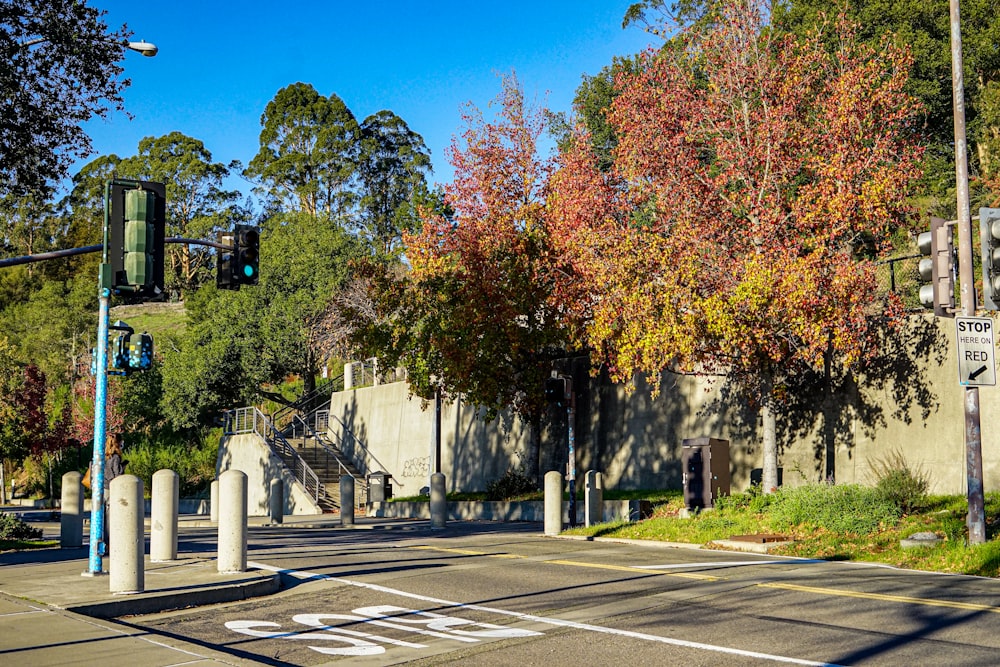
<box><xmin>949</xmin><ymin>0</ymin><xmax>986</xmax><ymax>544</ymax></box>
<box><xmin>86</xmin><ymin>287</ymin><xmax>110</xmax><ymax>574</ymax></box>
<box><xmin>565</xmin><ymin>377</ymin><xmax>576</xmax><ymax>528</ymax></box>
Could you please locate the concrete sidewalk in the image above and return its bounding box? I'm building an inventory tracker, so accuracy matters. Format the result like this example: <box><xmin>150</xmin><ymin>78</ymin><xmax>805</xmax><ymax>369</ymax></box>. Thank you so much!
<box><xmin>0</xmin><ymin>512</ymin><xmax>434</xmax><ymax>666</ymax></box>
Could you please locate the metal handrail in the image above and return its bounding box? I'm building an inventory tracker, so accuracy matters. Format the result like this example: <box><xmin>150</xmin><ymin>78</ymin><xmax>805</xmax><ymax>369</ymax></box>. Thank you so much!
<box><xmin>272</xmin><ymin>375</ymin><xmax>342</xmax><ymax>430</ymax></box>
<box><xmin>225</xmin><ymin>407</ymin><xmax>322</xmax><ymax>502</ymax></box>
<box><xmin>292</xmin><ymin>414</ymin><xmax>368</xmax><ymax>507</ymax></box>
<box><xmin>324</xmin><ymin>410</ymin><xmax>391</xmax><ymax>479</ymax></box>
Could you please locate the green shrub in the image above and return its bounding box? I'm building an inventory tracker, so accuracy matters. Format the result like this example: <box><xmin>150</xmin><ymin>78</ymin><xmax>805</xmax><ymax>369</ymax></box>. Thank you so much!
<box><xmin>766</xmin><ymin>483</ymin><xmax>901</xmax><ymax>535</ymax></box>
<box><xmin>485</xmin><ymin>466</ymin><xmax>537</xmax><ymax>501</ymax></box>
<box><xmin>0</xmin><ymin>513</ymin><xmax>42</xmax><ymax>541</ymax></box>
<box><xmin>715</xmin><ymin>483</ymin><xmax>775</xmax><ymax>514</ymax></box>
<box><xmin>869</xmin><ymin>450</ymin><xmax>929</xmax><ymax>514</ymax></box>
<box><xmin>125</xmin><ymin>436</ymin><xmax>219</xmax><ymax>497</ymax></box>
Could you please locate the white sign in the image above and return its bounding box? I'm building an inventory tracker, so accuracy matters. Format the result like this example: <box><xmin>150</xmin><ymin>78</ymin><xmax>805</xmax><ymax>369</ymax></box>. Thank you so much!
<box><xmin>955</xmin><ymin>316</ymin><xmax>996</xmax><ymax>386</ymax></box>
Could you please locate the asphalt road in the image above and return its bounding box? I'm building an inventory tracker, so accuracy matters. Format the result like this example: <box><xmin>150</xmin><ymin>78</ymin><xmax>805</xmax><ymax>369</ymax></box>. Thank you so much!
<box><xmin>120</xmin><ymin>523</ymin><xmax>1000</xmax><ymax>666</ymax></box>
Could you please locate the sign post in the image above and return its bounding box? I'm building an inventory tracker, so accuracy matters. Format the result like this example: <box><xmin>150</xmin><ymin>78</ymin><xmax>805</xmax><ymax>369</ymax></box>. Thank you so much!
<box><xmin>956</xmin><ymin>317</ymin><xmax>997</xmax><ymax>387</ymax></box>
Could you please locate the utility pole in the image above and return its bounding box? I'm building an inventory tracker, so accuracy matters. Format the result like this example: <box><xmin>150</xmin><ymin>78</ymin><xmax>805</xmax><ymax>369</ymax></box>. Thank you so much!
<box><xmin>949</xmin><ymin>0</ymin><xmax>986</xmax><ymax>544</ymax></box>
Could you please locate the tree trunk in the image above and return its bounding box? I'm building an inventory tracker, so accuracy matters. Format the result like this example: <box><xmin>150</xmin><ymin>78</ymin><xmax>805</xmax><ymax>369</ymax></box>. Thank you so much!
<box><xmin>761</xmin><ymin>369</ymin><xmax>779</xmax><ymax>493</ymax></box>
<box><xmin>0</xmin><ymin>461</ymin><xmax>7</xmax><ymax>505</ymax></box>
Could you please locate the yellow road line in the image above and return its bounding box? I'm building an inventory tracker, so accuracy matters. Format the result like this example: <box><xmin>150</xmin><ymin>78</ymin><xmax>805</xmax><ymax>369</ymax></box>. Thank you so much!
<box><xmin>760</xmin><ymin>582</ymin><xmax>1000</xmax><ymax>614</ymax></box>
<box><xmin>410</xmin><ymin>546</ymin><xmax>717</xmax><ymax>580</ymax></box>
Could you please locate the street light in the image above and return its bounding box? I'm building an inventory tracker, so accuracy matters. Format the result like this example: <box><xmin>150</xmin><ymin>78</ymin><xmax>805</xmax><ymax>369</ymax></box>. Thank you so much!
<box><xmin>20</xmin><ymin>37</ymin><xmax>158</xmax><ymax>57</ymax></box>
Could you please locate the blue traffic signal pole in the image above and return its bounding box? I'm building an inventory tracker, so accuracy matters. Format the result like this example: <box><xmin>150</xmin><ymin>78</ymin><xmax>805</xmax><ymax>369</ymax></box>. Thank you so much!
<box><xmin>86</xmin><ymin>284</ymin><xmax>111</xmax><ymax>575</ymax></box>
<box><xmin>85</xmin><ymin>183</ymin><xmax>116</xmax><ymax>575</ymax></box>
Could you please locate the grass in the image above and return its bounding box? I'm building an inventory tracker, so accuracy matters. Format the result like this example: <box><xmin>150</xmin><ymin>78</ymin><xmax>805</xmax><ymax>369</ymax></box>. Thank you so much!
<box><xmin>109</xmin><ymin>301</ymin><xmax>187</xmax><ymax>338</ymax></box>
<box><xmin>564</xmin><ymin>487</ymin><xmax>1000</xmax><ymax>578</ymax></box>
<box><xmin>0</xmin><ymin>539</ymin><xmax>58</xmax><ymax>552</ymax></box>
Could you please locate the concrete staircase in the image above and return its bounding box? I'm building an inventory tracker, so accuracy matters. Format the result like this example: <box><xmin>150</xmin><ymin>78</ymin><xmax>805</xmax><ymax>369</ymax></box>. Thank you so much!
<box><xmin>281</xmin><ymin>436</ymin><xmax>366</xmax><ymax>513</ymax></box>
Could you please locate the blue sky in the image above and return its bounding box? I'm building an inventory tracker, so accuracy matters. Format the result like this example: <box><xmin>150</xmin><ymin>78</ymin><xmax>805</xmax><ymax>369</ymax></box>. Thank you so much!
<box><xmin>81</xmin><ymin>1</ymin><xmax>656</xmax><ymax>197</ymax></box>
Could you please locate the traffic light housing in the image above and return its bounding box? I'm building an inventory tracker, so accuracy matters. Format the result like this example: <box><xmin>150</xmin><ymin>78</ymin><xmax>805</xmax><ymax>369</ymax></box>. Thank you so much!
<box><xmin>234</xmin><ymin>224</ymin><xmax>259</xmax><ymax>286</ymax></box>
<box><xmin>545</xmin><ymin>376</ymin><xmax>566</xmax><ymax>404</ymax></box>
<box><xmin>917</xmin><ymin>216</ymin><xmax>955</xmax><ymax>318</ymax></box>
<box><xmin>979</xmin><ymin>207</ymin><xmax>1000</xmax><ymax>310</ymax></box>
<box><xmin>216</xmin><ymin>230</ymin><xmax>236</xmax><ymax>290</ymax></box>
<box><xmin>107</xmin><ymin>180</ymin><xmax>165</xmax><ymax>299</ymax></box>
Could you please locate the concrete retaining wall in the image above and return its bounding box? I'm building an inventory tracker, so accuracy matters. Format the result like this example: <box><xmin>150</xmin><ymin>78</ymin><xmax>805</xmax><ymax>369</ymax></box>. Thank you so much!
<box><xmin>329</xmin><ymin>315</ymin><xmax>1000</xmax><ymax>496</ymax></box>
<box><xmin>371</xmin><ymin>500</ymin><xmax>647</xmax><ymax>524</ymax></box>
<box><xmin>216</xmin><ymin>433</ymin><xmax>321</xmax><ymax>516</ymax></box>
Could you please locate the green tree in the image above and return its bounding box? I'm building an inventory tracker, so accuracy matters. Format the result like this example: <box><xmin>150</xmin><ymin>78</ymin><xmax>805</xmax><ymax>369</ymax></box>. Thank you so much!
<box><xmin>0</xmin><ymin>0</ymin><xmax>132</xmax><ymax>199</ymax></box>
<box><xmin>118</xmin><ymin>132</ymin><xmax>242</xmax><ymax>298</ymax></box>
<box><xmin>245</xmin><ymin>83</ymin><xmax>360</xmax><ymax>217</ymax></box>
<box><xmin>356</xmin><ymin>110</ymin><xmax>433</xmax><ymax>258</ymax></box>
<box><xmin>773</xmin><ymin>0</ymin><xmax>1000</xmax><ymax>198</ymax></box>
<box><xmin>161</xmin><ymin>212</ymin><xmax>360</xmax><ymax>428</ymax></box>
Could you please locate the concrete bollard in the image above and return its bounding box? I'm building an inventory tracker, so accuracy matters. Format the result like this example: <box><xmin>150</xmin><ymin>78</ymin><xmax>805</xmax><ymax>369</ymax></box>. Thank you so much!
<box><xmin>150</xmin><ymin>469</ymin><xmax>179</xmax><ymax>562</ymax></box>
<box><xmin>585</xmin><ymin>470</ymin><xmax>603</xmax><ymax>527</ymax></box>
<box><xmin>544</xmin><ymin>471</ymin><xmax>563</xmax><ymax>536</ymax></box>
<box><xmin>60</xmin><ymin>471</ymin><xmax>84</xmax><ymax>548</ymax></box>
<box><xmin>210</xmin><ymin>479</ymin><xmax>219</xmax><ymax>523</ymax></box>
<box><xmin>109</xmin><ymin>475</ymin><xmax>144</xmax><ymax>594</ymax></box>
<box><xmin>429</xmin><ymin>473</ymin><xmax>446</xmax><ymax>529</ymax></box>
<box><xmin>269</xmin><ymin>478</ymin><xmax>283</xmax><ymax>524</ymax></box>
<box><xmin>340</xmin><ymin>475</ymin><xmax>355</xmax><ymax>526</ymax></box>
<box><xmin>218</xmin><ymin>469</ymin><xmax>247</xmax><ymax>573</ymax></box>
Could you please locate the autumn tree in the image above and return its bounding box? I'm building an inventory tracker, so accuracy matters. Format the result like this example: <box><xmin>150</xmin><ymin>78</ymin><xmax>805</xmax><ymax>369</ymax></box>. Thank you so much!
<box><xmin>354</xmin><ymin>76</ymin><xmax>571</xmax><ymax>484</ymax></box>
<box><xmin>548</xmin><ymin>0</ymin><xmax>924</xmax><ymax>491</ymax></box>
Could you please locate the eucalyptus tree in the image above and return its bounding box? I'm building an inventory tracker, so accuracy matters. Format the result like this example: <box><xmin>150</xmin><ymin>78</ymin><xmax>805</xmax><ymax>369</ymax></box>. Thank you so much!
<box><xmin>245</xmin><ymin>83</ymin><xmax>360</xmax><ymax>217</ymax></box>
<box><xmin>357</xmin><ymin>111</ymin><xmax>433</xmax><ymax>258</ymax></box>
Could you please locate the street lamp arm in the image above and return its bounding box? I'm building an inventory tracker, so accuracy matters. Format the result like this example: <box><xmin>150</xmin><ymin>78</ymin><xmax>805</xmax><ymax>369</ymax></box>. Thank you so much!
<box><xmin>19</xmin><ymin>37</ymin><xmax>157</xmax><ymax>57</ymax></box>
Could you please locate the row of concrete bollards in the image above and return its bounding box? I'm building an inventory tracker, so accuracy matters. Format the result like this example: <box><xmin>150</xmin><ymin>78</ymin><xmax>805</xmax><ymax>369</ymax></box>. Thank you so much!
<box><xmin>545</xmin><ymin>469</ymin><xmax>604</xmax><ymax>536</ymax></box>
<box><xmin>60</xmin><ymin>468</ymin><xmax>252</xmax><ymax>594</ymax></box>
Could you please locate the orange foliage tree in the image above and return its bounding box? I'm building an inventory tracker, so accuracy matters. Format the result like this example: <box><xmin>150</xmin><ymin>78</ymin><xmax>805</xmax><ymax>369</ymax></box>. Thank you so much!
<box><xmin>548</xmin><ymin>0</ymin><xmax>924</xmax><ymax>490</ymax></box>
<box><xmin>360</xmin><ymin>75</ymin><xmax>572</xmax><ymax>484</ymax></box>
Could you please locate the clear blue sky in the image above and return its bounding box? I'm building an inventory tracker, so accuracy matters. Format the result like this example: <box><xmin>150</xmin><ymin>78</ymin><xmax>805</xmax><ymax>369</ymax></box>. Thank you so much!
<box><xmin>81</xmin><ymin>1</ymin><xmax>655</xmax><ymax>197</ymax></box>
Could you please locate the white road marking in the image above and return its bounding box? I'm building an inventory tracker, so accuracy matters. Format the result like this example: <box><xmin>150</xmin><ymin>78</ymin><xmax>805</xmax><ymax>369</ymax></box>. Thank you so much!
<box><xmin>248</xmin><ymin>561</ymin><xmax>843</xmax><ymax>666</ymax></box>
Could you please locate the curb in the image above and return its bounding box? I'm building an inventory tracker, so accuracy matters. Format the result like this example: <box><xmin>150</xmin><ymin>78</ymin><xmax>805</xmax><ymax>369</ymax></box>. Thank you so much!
<box><xmin>63</xmin><ymin>572</ymin><xmax>280</xmax><ymax>619</ymax></box>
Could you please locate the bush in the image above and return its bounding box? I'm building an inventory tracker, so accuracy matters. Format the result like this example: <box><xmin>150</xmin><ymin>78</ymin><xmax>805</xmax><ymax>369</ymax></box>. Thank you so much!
<box><xmin>0</xmin><ymin>513</ymin><xmax>42</xmax><ymax>541</ymax></box>
<box><xmin>870</xmin><ymin>450</ymin><xmax>929</xmax><ymax>514</ymax></box>
<box><xmin>766</xmin><ymin>483</ymin><xmax>901</xmax><ymax>535</ymax></box>
<box><xmin>125</xmin><ymin>435</ymin><xmax>219</xmax><ymax>497</ymax></box>
<box><xmin>485</xmin><ymin>466</ymin><xmax>537</xmax><ymax>501</ymax></box>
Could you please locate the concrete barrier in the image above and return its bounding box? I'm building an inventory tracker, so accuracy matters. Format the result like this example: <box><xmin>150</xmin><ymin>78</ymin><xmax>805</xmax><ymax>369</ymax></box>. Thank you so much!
<box><xmin>109</xmin><ymin>475</ymin><xmax>144</xmax><ymax>594</ymax></box>
<box><xmin>60</xmin><ymin>471</ymin><xmax>83</xmax><ymax>548</ymax></box>
<box><xmin>218</xmin><ymin>470</ymin><xmax>247</xmax><ymax>574</ymax></box>
<box><xmin>544</xmin><ymin>471</ymin><xmax>563</xmax><ymax>536</ymax></box>
<box><xmin>150</xmin><ymin>469</ymin><xmax>179</xmax><ymax>562</ymax></box>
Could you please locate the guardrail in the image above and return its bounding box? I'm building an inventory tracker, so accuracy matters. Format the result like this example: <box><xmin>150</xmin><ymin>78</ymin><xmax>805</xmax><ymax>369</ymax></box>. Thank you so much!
<box><xmin>225</xmin><ymin>406</ymin><xmax>322</xmax><ymax>502</ymax></box>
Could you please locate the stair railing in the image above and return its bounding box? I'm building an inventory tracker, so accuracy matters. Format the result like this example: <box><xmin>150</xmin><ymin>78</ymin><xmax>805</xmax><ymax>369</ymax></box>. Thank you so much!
<box><xmin>225</xmin><ymin>406</ymin><xmax>322</xmax><ymax>503</ymax></box>
<box><xmin>323</xmin><ymin>410</ymin><xmax>391</xmax><ymax>481</ymax></box>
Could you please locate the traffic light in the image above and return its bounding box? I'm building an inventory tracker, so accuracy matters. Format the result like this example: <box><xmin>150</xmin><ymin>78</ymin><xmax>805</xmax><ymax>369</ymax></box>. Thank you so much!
<box><xmin>917</xmin><ymin>216</ymin><xmax>955</xmax><ymax>318</ymax></box>
<box><xmin>545</xmin><ymin>376</ymin><xmax>566</xmax><ymax>404</ymax></box>
<box><xmin>234</xmin><ymin>224</ymin><xmax>260</xmax><ymax>286</ymax></box>
<box><xmin>107</xmin><ymin>180</ymin><xmax>165</xmax><ymax>299</ymax></box>
<box><xmin>979</xmin><ymin>207</ymin><xmax>1000</xmax><ymax>310</ymax></box>
<box><xmin>128</xmin><ymin>332</ymin><xmax>154</xmax><ymax>371</ymax></box>
<box><xmin>216</xmin><ymin>230</ymin><xmax>236</xmax><ymax>290</ymax></box>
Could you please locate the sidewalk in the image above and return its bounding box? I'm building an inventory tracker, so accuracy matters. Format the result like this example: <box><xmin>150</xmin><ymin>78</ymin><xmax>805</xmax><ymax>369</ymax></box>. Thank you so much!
<box><xmin>0</xmin><ymin>511</ymin><xmax>433</xmax><ymax>666</ymax></box>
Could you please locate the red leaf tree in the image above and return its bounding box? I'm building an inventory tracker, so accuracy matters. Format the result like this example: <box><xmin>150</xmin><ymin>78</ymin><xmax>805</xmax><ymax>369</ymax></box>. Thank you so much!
<box><xmin>548</xmin><ymin>0</ymin><xmax>924</xmax><ymax>490</ymax></box>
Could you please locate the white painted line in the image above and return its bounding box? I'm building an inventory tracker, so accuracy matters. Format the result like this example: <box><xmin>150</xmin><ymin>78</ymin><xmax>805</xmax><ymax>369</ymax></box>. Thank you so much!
<box><xmin>249</xmin><ymin>561</ymin><xmax>843</xmax><ymax>666</ymax></box>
